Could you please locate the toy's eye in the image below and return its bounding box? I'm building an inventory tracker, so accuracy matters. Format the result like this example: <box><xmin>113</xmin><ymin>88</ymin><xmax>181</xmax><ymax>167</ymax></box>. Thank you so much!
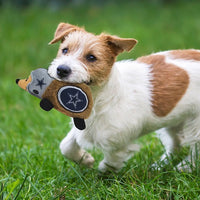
<box><xmin>86</xmin><ymin>54</ymin><xmax>97</xmax><ymax>62</ymax></box>
<box><xmin>62</xmin><ymin>48</ymin><xmax>68</xmax><ymax>55</ymax></box>
<box><xmin>33</xmin><ymin>90</ymin><xmax>39</xmax><ymax>94</ymax></box>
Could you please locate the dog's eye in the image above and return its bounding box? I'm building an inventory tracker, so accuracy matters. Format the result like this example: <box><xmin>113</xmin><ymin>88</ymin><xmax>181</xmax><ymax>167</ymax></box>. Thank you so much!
<box><xmin>86</xmin><ymin>54</ymin><xmax>97</xmax><ymax>62</ymax></box>
<box><xmin>62</xmin><ymin>48</ymin><xmax>69</xmax><ymax>55</ymax></box>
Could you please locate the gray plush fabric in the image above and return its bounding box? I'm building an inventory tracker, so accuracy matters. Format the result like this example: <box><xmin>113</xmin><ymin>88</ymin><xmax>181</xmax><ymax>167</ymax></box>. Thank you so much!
<box><xmin>27</xmin><ymin>68</ymin><xmax>53</xmax><ymax>98</ymax></box>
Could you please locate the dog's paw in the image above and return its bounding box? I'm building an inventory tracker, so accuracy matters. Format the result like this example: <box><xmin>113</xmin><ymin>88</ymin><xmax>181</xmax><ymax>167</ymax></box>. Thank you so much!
<box><xmin>150</xmin><ymin>162</ymin><xmax>162</xmax><ymax>171</ymax></box>
<box><xmin>150</xmin><ymin>153</ymin><xmax>172</xmax><ymax>171</ymax></box>
<box><xmin>175</xmin><ymin>160</ymin><xmax>192</xmax><ymax>173</ymax></box>
<box><xmin>78</xmin><ymin>152</ymin><xmax>95</xmax><ymax>168</ymax></box>
<box><xmin>98</xmin><ymin>161</ymin><xmax>121</xmax><ymax>173</ymax></box>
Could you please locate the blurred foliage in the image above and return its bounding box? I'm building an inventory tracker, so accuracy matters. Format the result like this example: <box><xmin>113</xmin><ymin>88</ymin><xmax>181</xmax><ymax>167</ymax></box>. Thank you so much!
<box><xmin>1</xmin><ymin>0</ymin><xmax>200</xmax><ymax>80</ymax></box>
<box><xmin>0</xmin><ymin>0</ymin><xmax>199</xmax><ymax>9</ymax></box>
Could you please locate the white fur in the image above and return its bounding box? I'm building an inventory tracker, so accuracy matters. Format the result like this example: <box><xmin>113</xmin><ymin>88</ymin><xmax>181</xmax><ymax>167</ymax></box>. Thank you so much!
<box><xmin>49</xmin><ymin>50</ymin><xmax>200</xmax><ymax>172</ymax></box>
<box><xmin>48</xmin><ymin>55</ymin><xmax>90</xmax><ymax>83</ymax></box>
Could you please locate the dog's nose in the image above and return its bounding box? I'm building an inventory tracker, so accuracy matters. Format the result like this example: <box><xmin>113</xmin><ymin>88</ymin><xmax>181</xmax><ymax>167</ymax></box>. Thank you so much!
<box><xmin>57</xmin><ymin>65</ymin><xmax>72</xmax><ymax>78</ymax></box>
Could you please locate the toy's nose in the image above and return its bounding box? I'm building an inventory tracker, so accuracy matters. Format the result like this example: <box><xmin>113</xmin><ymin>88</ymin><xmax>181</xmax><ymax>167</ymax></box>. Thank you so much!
<box><xmin>57</xmin><ymin>65</ymin><xmax>72</xmax><ymax>78</ymax></box>
<box><xmin>16</xmin><ymin>79</ymin><xmax>20</xmax><ymax>84</ymax></box>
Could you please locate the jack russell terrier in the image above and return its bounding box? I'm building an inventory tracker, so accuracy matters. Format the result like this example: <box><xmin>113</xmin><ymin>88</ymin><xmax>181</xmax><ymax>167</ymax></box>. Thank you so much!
<box><xmin>48</xmin><ymin>22</ymin><xmax>200</xmax><ymax>172</ymax></box>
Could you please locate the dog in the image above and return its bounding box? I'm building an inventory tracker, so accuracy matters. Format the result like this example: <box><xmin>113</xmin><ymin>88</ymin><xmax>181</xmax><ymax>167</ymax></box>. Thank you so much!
<box><xmin>48</xmin><ymin>22</ymin><xmax>200</xmax><ymax>172</ymax></box>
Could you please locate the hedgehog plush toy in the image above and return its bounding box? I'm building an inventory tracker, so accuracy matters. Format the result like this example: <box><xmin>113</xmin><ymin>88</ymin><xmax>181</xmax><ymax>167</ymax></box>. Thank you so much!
<box><xmin>16</xmin><ymin>68</ymin><xmax>93</xmax><ymax>130</ymax></box>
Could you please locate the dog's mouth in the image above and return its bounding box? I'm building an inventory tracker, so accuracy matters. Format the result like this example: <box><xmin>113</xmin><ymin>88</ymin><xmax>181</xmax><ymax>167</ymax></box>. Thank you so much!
<box><xmin>84</xmin><ymin>79</ymin><xmax>93</xmax><ymax>86</ymax></box>
<box><xmin>54</xmin><ymin>75</ymin><xmax>93</xmax><ymax>86</ymax></box>
<box><xmin>47</xmin><ymin>68</ymin><xmax>94</xmax><ymax>86</ymax></box>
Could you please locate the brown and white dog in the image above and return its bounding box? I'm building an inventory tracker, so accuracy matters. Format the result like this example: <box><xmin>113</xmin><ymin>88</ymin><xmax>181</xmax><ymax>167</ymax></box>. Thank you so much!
<box><xmin>48</xmin><ymin>22</ymin><xmax>200</xmax><ymax>172</ymax></box>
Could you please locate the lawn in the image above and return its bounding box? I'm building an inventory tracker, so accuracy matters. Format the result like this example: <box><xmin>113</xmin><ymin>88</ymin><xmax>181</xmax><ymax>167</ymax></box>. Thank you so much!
<box><xmin>1</xmin><ymin>1</ymin><xmax>200</xmax><ymax>199</ymax></box>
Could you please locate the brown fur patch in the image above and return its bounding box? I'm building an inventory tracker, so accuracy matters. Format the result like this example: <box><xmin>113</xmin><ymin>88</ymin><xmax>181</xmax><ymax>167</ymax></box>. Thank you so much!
<box><xmin>49</xmin><ymin>23</ymin><xmax>85</xmax><ymax>45</ymax></box>
<box><xmin>169</xmin><ymin>50</ymin><xmax>200</xmax><ymax>61</ymax></box>
<box><xmin>100</xmin><ymin>34</ymin><xmax>137</xmax><ymax>55</ymax></box>
<box><xmin>137</xmin><ymin>55</ymin><xmax>189</xmax><ymax>117</ymax></box>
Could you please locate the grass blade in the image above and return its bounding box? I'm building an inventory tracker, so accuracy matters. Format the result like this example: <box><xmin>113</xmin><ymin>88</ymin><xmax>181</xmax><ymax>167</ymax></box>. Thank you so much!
<box><xmin>0</xmin><ymin>183</ymin><xmax>4</xmax><ymax>200</ymax></box>
<box><xmin>14</xmin><ymin>174</ymin><xmax>28</xmax><ymax>200</ymax></box>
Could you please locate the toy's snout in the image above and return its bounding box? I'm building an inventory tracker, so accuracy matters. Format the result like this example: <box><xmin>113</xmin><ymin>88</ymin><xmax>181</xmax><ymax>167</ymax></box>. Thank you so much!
<box><xmin>16</xmin><ymin>75</ymin><xmax>32</xmax><ymax>91</ymax></box>
<box><xmin>16</xmin><ymin>79</ymin><xmax>20</xmax><ymax>84</ymax></box>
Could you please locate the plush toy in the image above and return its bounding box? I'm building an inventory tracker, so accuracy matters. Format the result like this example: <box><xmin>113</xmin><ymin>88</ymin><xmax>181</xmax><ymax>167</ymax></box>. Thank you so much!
<box><xmin>16</xmin><ymin>68</ymin><xmax>93</xmax><ymax>130</ymax></box>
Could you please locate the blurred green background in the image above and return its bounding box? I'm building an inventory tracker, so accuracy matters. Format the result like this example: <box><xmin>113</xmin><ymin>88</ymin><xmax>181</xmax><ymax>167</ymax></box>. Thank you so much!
<box><xmin>1</xmin><ymin>0</ymin><xmax>200</xmax><ymax>80</ymax></box>
<box><xmin>1</xmin><ymin>0</ymin><xmax>200</xmax><ymax>199</ymax></box>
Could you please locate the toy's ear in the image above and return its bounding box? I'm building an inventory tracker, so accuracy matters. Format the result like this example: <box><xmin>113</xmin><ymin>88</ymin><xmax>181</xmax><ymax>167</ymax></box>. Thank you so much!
<box><xmin>49</xmin><ymin>23</ymin><xmax>84</xmax><ymax>45</ymax></box>
<box><xmin>100</xmin><ymin>34</ymin><xmax>138</xmax><ymax>55</ymax></box>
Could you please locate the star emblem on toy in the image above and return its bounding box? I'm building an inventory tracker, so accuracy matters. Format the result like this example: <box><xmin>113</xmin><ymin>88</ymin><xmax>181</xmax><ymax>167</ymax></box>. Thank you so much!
<box><xmin>36</xmin><ymin>78</ymin><xmax>46</xmax><ymax>89</ymax></box>
<box><xmin>67</xmin><ymin>92</ymin><xmax>82</xmax><ymax>109</ymax></box>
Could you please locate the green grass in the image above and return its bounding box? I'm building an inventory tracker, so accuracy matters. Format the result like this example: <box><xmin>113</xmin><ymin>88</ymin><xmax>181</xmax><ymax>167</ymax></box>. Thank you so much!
<box><xmin>1</xmin><ymin>1</ymin><xmax>200</xmax><ymax>199</ymax></box>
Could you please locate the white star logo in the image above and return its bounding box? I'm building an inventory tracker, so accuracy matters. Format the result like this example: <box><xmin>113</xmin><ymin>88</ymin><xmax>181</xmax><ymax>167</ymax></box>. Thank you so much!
<box><xmin>66</xmin><ymin>92</ymin><xmax>82</xmax><ymax>109</ymax></box>
<box><xmin>58</xmin><ymin>86</ymin><xmax>89</xmax><ymax>113</ymax></box>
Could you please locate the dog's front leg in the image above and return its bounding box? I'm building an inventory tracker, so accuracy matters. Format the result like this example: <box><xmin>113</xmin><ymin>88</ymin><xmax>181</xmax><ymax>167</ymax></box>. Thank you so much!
<box><xmin>98</xmin><ymin>144</ymin><xmax>139</xmax><ymax>173</ymax></box>
<box><xmin>60</xmin><ymin>127</ymin><xmax>94</xmax><ymax>168</ymax></box>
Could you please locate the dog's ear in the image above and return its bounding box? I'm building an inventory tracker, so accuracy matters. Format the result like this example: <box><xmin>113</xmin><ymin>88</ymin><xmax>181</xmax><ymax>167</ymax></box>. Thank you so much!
<box><xmin>49</xmin><ymin>23</ymin><xmax>83</xmax><ymax>45</ymax></box>
<box><xmin>101</xmin><ymin>34</ymin><xmax>138</xmax><ymax>55</ymax></box>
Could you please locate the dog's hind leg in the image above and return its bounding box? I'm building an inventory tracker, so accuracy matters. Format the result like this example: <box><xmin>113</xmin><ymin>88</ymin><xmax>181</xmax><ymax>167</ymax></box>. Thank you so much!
<box><xmin>176</xmin><ymin>142</ymin><xmax>200</xmax><ymax>172</ymax></box>
<box><xmin>152</xmin><ymin>124</ymin><xmax>183</xmax><ymax>169</ymax></box>
<box><xmin>175</xmin><ymin>115</ymin><xmax>200</xmax><ymax>172</ymax></box>
<box><xmin>60</xmin><ymin>127</ymin><xmax>95</xmax><ymax>168</ymax></box>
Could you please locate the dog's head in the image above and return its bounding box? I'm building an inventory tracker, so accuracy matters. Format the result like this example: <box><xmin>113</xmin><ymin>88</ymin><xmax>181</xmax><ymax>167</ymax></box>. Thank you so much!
<box><xmin>48</xmin><ymin>23</ymin><xmax>137</xmax><ymax>85</ymax></box>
